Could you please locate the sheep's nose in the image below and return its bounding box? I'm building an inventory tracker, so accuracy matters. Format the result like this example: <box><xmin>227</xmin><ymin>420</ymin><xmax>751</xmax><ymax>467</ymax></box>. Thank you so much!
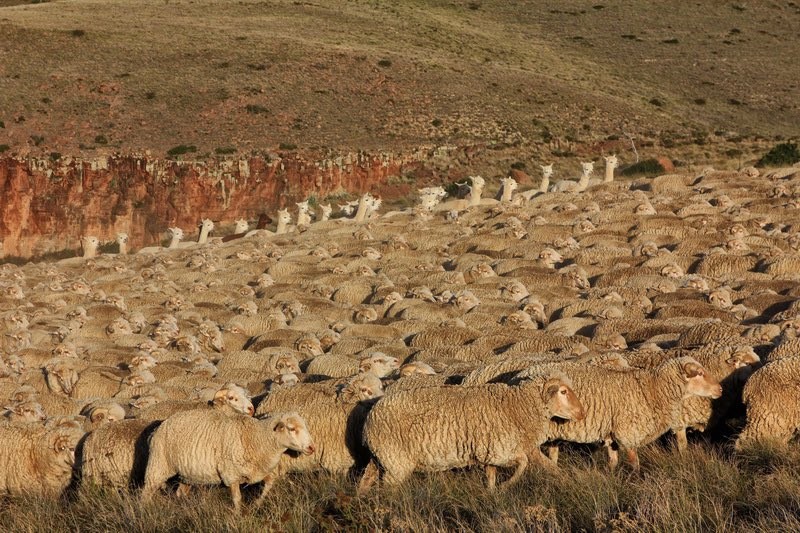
<box><xmin>305</xmin><ymin>444</ymin><xmax>316</xmax><ymax>456</ymax></box>
<box><xmin>247</xmin><ymin>406</ymin><xmax>255</xmax><ymax>416</ymax></box>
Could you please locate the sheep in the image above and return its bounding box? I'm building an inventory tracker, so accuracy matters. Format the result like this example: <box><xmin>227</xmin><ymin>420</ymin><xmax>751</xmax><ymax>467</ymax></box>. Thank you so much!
<box><xmin>2</xmin><ymin>400</ymin><xmax>47</xmax><ymax>424</ymax></box>
<box><xmin>81</xmin><ymin>384</ymin><xmax>255</xmax><ymax>489</ymax></box>
<box><xmin>358</xmin><ymin>369</ymin><xmax>584</xmax><ymax>492</ymax></box>
<box><xmin>116</xmin><ymin>233</ymin><xmax>129</xmax><ymax>255</ymax></box>
<box><xmin>540</xmin><ymin>357</ymin><xmax>722</xmax><ymax>470</ymax></box>
<box><xmin>0</xmin><ymin>423</ymin><xmax>84</xmax><ymax>495</ymax></box>
<box><xmin>142</xmin><ymin>410</ymin><xmax>314</xmax><ymax>511</ymax></box>
<box><xmin>253</xmin><ymin>373</ymin><xmax>383</xmax><ymax>492</ymax></box>
<box><xmin>79</xmin><ymin>399</ymin><xmax>126</xmax><ymax>427</ymax></box>
<box><xmin>736</xmin><ymin>357</ymin><xmax>800</xmax><ymax>449</ymax></box>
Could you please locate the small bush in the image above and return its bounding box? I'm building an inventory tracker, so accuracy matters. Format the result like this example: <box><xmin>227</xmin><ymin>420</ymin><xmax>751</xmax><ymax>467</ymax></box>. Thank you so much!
<box><xmin>279</xmin><ymin>143</ymin><xmax>297</xmax><ymax>150</ymax></box>
<box><xmin>431</xmin><ymin>118</ymin><xmax>442</xmax><ymax>127</ymax></box>
<box><xmin>693</xmin><ymin>98</ymin><xmax>706</xmax><ymax>105</ymax></box>
<box><xmin>621</xmin><ymin>34</ymin><xmax>637</xmax><ymax>40</ymax></box>
<box><xmin>0</xmin><ymin>144</ymin><xmax>9</xmax><ymax>153</ymax></box>
<box><xmin>245</xmin><ymin>104</ymin><xmax>269</xmax><ymax>115</ymax></box>
<box><xmin>467</xmin><ymin>2</ymin><xmax>481</xmax><ymax>9</ymax></box>
<box><xmin>70</xmin><ymin>29</ymin><xmax>86</xmax><ymax>37</ymax></box>
<box><xmin>167</xmin><ymin>144</ymin><xmax>197</xmax><ymax>157</ymax></box>
<box><xmin>145</xmin><ymin>91</ymin><xmax>156</xmax><ymax>100</ymax></box>
<box><xmin>510</xmin><ymin>162</ymin><xmax>526</xmax><ymax>170</ymax></box>
<box><xmin>756</xmin><ymin>142</ymin><xmax>800</xmax><ymax>168</ymax></box>
<box><xmin>649</xmin><ymin>98</ymin><xmax>665</xmax><ymax>107</ymax></box>
<box><xmin>728</xmin><ymin>98</ymin><xmax>744</xmax><ymax>106</ymax></box>
<box><xmin>30</xmin><ymin>135</ymin><xmax>44</xmax><ymax>146</ymax></box>
<box><xmin>662</xmin><ymin>38</ymin><xmax>679</xmax><ymax>44</ymax></box>
<box><xmin>49</xmin><ymin>152</ymin><xmax>61</xmax><ymax>161</ymax></box>
<box><xmin>0</xmin><ymin>120</ymin><xmax>4</xmax><ymax>128</ymax></box>
<box><xmin>94</xmin><ymin>135</ymin><xmax>108</xmax><ymax>145</ymax></box>
<box><xmin>620</xmin><ymin>158</ymin><xmax>666</xmax><ymax>177</ymax></box>
<box><xmin>214</xmin><ymin>147</ymin><xmax>236</xmax><ymax>155</ymax></box>
<box><xmin>377</xmin><ymin>59</ymin><xmax>392</xmax><ymax>68</ymax></box>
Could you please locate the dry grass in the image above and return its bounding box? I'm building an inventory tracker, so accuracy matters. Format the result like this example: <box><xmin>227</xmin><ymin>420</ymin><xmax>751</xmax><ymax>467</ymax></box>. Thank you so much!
<box><xmin>2</xmin><ymin>443</ymin><xmax>800</xmax><ymax>532</ymax></box>
<box><xmin>0</xmin><ymin>0</ymin><xmax>798</xmax><ymax>160</ymax></box>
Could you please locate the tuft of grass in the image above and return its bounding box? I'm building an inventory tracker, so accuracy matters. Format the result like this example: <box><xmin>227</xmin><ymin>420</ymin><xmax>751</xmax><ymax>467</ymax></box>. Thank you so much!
<box><xmin>166</xmin><ymin>144</ymin><xmax>197</xmax><ymax>157</ymax></box>
<box><xmin>70</xmin><ymin>29</ymin><xmax>86</xmax><ymax>37</ymax></box>
<box><xmin>278</xmin><ymin>142</ymin><xmax>297</xmax><ymax>150</ymax></box>
<box><xmin>245</xmin><ymin>104</ymin><xmax>269</xmax><ymax>115</ymax></box>
<box><xmin>214</xmin><ymin>146</ymin><xmax>236</xmax><ymax>155</ymax></box>
<box><xmin>0</xmin><ymin>144</ymin><xmax>9</xmax><ymax>153</ymax></box>
<box><xmin>620</xmin><ymin>158</ymin><xmax>666</xmax><ymax>176</ymax></box>
<box><xmin>94</xmin><ymin>135</ymin><xmax>108</xmax><ymax>145</ymax></box>
<box><xmin>649</xmin><ymin>98</ymin><xmax>665</xmax><ymax>107</ymax></box>
<box><xmin>756</xmin><ymin>142</ymin><xmax>800</xmax><ymax>167</ymax></box>
<box><xmin>377</xmin><ymin>58</ymin><xmax>392</xmax><ymax>68</ymax></box>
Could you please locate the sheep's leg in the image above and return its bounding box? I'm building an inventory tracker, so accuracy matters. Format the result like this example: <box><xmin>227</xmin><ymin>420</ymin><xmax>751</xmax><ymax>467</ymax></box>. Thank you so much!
<box><xmin>529</xmin><ymin>449</ymin><xmax>556</xmax><ymax>471</ymax></box>
<box><xmin>546</xmin><ymin>444</ymin><xmax>560</xmax><ymax>464</ymax></box>
<box><xmin>501</xmin><ymin>452</ymin><xmax>530</xmax><ymax>489</ymax></box>
<box><xmin>254</xmin><ymin>474</ymin><xmax>276</xmax><ymax>506</ymax></box>
<box><xmin>485</xmin><ymin>465</ymin><xmax>497</xmax><ymax>491</ymax></box>
<box><xmin>674</xmin><ymin>428</ymin><xmax>688</xmax><ymax>454</ymax></box>
<box><xmin>625</xmin><ymin>448</ymin><xmax>640</xmax><ymax>471</ymax></box>
<box><xmin>229</xmin><ymin>483</ymin><xmax>242</xmax><ymax>512</ymax></box>
<box><xmin>176</xmin><ymin>483</ymin><xmax>192</xmax><ymax>498</ymax></box>
<box><xmin>606</xmin><ymin>441</ymin><xmax>619</xmax><ymax>470</ymax></box>
<box><xmin>356</xmin><ymin>460</ymin><xmax>380</xmax><ymax>495</ymax></box>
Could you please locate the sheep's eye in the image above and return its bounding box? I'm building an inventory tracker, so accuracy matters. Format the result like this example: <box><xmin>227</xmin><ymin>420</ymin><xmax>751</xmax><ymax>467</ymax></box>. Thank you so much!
<box><xmin>560</xmin><ymin>389</ymin><xmax>567</xmax><ymax>395</ymax></box>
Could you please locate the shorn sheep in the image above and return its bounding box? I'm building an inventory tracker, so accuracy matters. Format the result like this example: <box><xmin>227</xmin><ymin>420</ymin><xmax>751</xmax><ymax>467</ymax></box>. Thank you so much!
<box><xmin>359</xmin><ymin>369</ymin><xmax>584</xmax><ymax>492</ymax></box>
<box><xmin>142</xmin><ymin>410</ymin><xmax>315</xmax><ymax>510</ymax></box>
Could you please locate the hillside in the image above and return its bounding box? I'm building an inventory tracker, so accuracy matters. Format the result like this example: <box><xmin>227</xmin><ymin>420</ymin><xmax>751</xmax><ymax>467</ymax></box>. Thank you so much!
<box><xmin>1</xmin><ymin>0</ymin><xmax>798</xmax><ymax>161</ymax></box>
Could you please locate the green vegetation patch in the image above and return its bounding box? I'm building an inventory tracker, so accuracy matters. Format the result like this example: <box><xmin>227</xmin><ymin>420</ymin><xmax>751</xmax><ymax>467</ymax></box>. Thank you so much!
<box><xmin>756</xmin><ymin>142</ymin><xmax>800</xmax><ymax>167</ymax></box>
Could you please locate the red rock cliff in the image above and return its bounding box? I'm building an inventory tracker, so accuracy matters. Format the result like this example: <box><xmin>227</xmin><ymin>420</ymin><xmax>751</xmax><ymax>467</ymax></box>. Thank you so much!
<box><xmin>0</xmin><ymin>150</ymin><xmax>431</xmax><ymax>259</ymax></box>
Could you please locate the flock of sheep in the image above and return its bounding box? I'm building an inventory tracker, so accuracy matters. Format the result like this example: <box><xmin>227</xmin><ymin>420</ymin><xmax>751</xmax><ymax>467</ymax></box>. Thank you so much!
<box><xmin>1</xmin><ymin>158</ymin><xmax>800</xmax><ymax>511</ymax></box>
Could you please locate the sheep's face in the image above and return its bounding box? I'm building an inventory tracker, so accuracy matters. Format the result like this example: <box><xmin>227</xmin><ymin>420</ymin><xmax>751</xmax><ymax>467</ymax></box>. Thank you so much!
<box><xmin>201</xmin><ymin>219</ymin><xmax>215</xmax><ymax>232</ymax></box>
<box><xmin>357</xmin><ymin>265</ymin><xmax>376</xmax><ymax>277</ymax></box>
<box><xmin>7</xmin><ymin>401</ymin><xmax>47</xmax><ymax>423</ymax></box>
<box><xmin>320</xmin><ymin>204</ymin><xmax>333</xmax><ymax>220</ymax></box>
<box><xmin>467</xmin><ymin>263</ymin><xmax>495</xmax><ymax>280</ymax></box>
<box><xmin>566</xmin><ymin>271</ymin><xmax>590</xmax><ymax>290</ymax></box>
<box><xmin>277</xmin><ymin>210</ymin><xmax>292</xmax><ymax>225</ymax></box>
<box><xmin>346</xmin><ymin>373</ymin><xmax>385</xmax><ymax>401</ymax></box>
<box><xmin>455</xmin><ymin>290</ymin><xmax>480</xmax><ymax>311</ymax></box>
<box><xmin>361</xmin><ymin>247</ymin><xmax>382</xmax><ymax>260</ymax></box>
<box><xmin>383</xmin><ymin>291</ymin><xmax>403</xmax><ymax>307</ymax></box>
<box><xmin>725</xmin><ymin>347</ymin><xmax>761</xmax><ymax>373</ymax></box>
<box><xmin>683</xmin><ymin>361</ymin><xmax>722</xmax><ymax>399</ymax></box>
<box><xmin>660</xmin><ymin>263</ymin><xmax>684</xmax><ymax>279</ymax></box>
<box><xmin>604</xmin><ymin>155</ymin><xmax>618</xmax><ymax>170</ymax></box>
<box><xmin>272</xmin><ymin>414</ymin><xmax>315</xmax><ymax>456</ymax></box>
<box><xmin>634</xmin><ymin>203</ymin><xmax>657</xmax><ymax>216</ymax></box>
<box><xmin>543</xmin><ymin>379</ymin><xmax>585</xmax><ymax>421</ymax></box>
<box><xmin>500</xmin><ymin>282</ymin><xmax>529</xmax><ymax>303</ymax></box>
<box><xmin>275</xmin><ymin>373</ymin><xmax>299</xmax><ymax>387</ymax></box>
<box><xmin>90</xmin><ymin>404</ymin><xmax>125</xmax><ymax>425</ymax></box>
<box><xmin>540</xmin><ymin>164</ymin><xmax>554</xmax><ymax>178</ymax></box>
<box><xmin>399</xmin><ymin>362</ymin><xmax>436</xmax><ymax>378</ymax></box>
<box><xmin>199</xmin><ymin>322</ymin><xmax>225</xmax><ymax>352</ymax></box>
<box><xmin>45</xmin><ymin>361</ymin><xmax>79</xmax><ymax>396</ymax></box>
<box><xmin>316</xmin><ymin>329</ymin><xmax>340</xmax><ymax>351</ymax></box>
<box><xmin>539</xmin><ymin>248</ymin><xmax>562</xmax><ymax>267</ymax></box>
<box><xmin>214</xmin><ymin>385</ymin><xmax>254</xmax><ymax>416</ymax></box>
<box><xmin>708</xmin><ymin>289</ymin><xmax>732</xmax><ymax>309</ymax></box>
<box><xmin>169</xmin><ymin>227</ymin><xmax>185</xmax><ymax>241</ymax></box>
<box><xmin>354</xmin><ymin>306</ymin><xmax>379</xmax><ymax>324</ymax></box>
<box><xmin>503</xmin><ymin>310</ymin><xmax>537</xmax><ymax>329</ymax></box>
<box><xmin>274</xmin><ymin>355</ymin><xmax>301</xmax><ymax>376</ymax></box>
<box><xmin>359</xmin><ymin>354</ymin><xmax>400</xmax><ymax>378</ymax></box>
<box><xmin>48</xmin><ymin>428</ymin><xmax>83</xmax><ymax>468</ymax></box>
<box><xmin>106</xmin><ymin>317</ymin><xmax>133</xmax><ymax>337</ymax></box>
<box><xmin>596</xmin><ymin>333</ymin><xmax>627</xmax><ymax>351</ymax></box>
<box><xmin>581</xmin><ymin>162</ymin><xmax>595</xmax><ymax>176</ymax></box>
<box><xmin>295</xmin><ymin>337</ymin><xmax>323</xmax><ymax>357</ymax></box>
<box><xmin>131</xmin><ymin>354</ymin><xmax>158</xmax><ymax>371</ymax></box>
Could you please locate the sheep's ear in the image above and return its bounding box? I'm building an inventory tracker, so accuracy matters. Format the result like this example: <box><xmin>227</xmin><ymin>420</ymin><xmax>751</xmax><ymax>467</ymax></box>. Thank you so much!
<box><xmin>683</xmin><ymin>361</ymin><xmax>704</xmax><ymax>378</ymax></box>
<box><xmin>90</xmin><ymin>409</ymin><xmax>107</xmax><ymax>423</ymax></box>
<box><xmin>212</xmin><ymin>388</ymin><xmax>229</xmax><ymax>404</ymax></box>
<box><xmin>273</xmin><ymin>421</ymin><xmax>286</xmax><ymax>432</ymax></box>
<box><xmin>544</xmin><ymin>380</ymin><xmax>561</xmax><ymax>398</ymax></box>
<box><xmin>358</xmin><ymin>361</ymin><xmax>371</xmax><ymax>373</ymax></box>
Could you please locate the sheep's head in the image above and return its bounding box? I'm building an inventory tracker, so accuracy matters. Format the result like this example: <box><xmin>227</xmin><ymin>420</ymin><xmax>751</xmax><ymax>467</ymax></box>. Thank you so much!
<box><xmin>539</xmin><ymin>372</ymin><xmax>585</xmax><ymax>421</ymax></box>
<box><xmin>84</xmin><ymin>401</ymin><xmax>126</xmax><ymax>425</ymax></box>
<box><xmin>234</xmin><ymin>219</ymin><xmax>249</xmax><ymax>233</ymax></box>
<box><xmin>353</xmin><ymin>306</ymin><xmax>379</xmax><ymax>324</ymax></box>
<box><xmin>455</xmin><ymin>289</ymin><xmax>480</xmax><ymax>312</ymax></box>
<box><xmin>81</xmin><ymin>236</ymin><xmax>100</xmax><ymax>258</ymax></box>
<box><xmin>679</xmin><ymin>358</ymin><xmax>722</xmax><ymax>399</ymax></box>
<box><xmin>212</xmin><ymin>383</ymin><xmax>254</xmax><ymax>416</ymax></box>
<box><xmin>130</xmin><ymin>353</ymin><xmax>158</xmax><ymax>372</ymax></box>
<box><xmin>125</xmin><ymin>370</ymin><xmax>157</xmax><ymax>386</ymax></box>
<box><xmin>269</xmin><ymin>413</ymin><xmax>315</xmax><ymax>456</ymax></box>
<box><xmin>295</xmin><ymin>335</ymin><xmax>323</xmax><ymax>357</ymax></box>
<box><xmin>744</xmin><ymin>324</ymin><xmax>781</xmax><ymax>344</ymax></box>
<box><xmin>540</xmin><ymin>164</ymin><xmax>554</xmax><ymax>179</ymax></box>
<box><xmin>724</xmin><ymin>346</ymin><xmax>761</xmax><ymax>372</ymax></box>
<box><xmin>46</xmin><ymin>425</ymin><xmax>84</xmax><ymax>468</ymax></box>
<box><xmin>341</xmin><ymin>373</ymin><xmax>384</xmax><ymax>402</ymax></box>
<box><xmin>634</xmin><ymin>202</ymin><xmax>657</xmax><ymax>216</ymax></box>
<box><xmin>271</xmin><ymin>354</ymin><xmax>301</xmax><ymax>376</ymax></box>
<box><xmin>200</xmin><ymin>218</ymin><xmax>215</xmax><ymax>232</ymax></box>
<box><xmin>603</xmin><ymin>155</ymin><xmax>618</xmax><ymax>170</ymax></box>
<box><xmin>274</xmin><ymin>373</ymin><xmax>299</xmax><ymax>387</ymax></box>
<box><xmin>502</xmin><ymin>310</ymin><xmax>538</xmax><ymax>329</ymax></box>
<box><xmin>660</xmin><ymin>263</ymin><xmax>684</xmax><ymax>279</ymax></box>
<box><xmin>277</xmin><ymin>209</ymin><xmax>292</xmax><ymax>225</ymax></box>
<box><xmin>44</xmin><ymin>359</ymin><xmax>79</xmax><ymax>396</ymax></box>
<box><xmin>581</xmin><ymin>161</ymin><xmax>595</xmax><ymax>176</ymax></box>
<box><xmin>5</xmin><ymin>400</ymin><xmax>47</xmax><ymax>423</ymax></box>
<box><xmin>539</xmin><ymin>248</ymin><xmax>563</xmax><ymax>268</ymax></box>
<box><xmin>399</xmin><ymin>361</ymin><xmax>436</xmax><ymax>378</ymax></box>
<box><xmin>106</xmin><ymin>317</ymin><xmax>133</xmax><ymax>337</ymax></box>
<box><xmin>708</xmin><ymin>288</ymin><xmax>733</xmax><ymax>309</ymax></box>
<box><xmin>500</xmin><ymin>281</ymin><xmax>529</xmax><ymax>303</ymax></box>
<box><xmin>198</xmin><ymin>320</ymin><xmax>225</xmax><ymax>352</ymax></box>
<box><xmin>116</xmin><ymin>232</ymin><xmax>129</xmax><ymax>246</ymax></box>
<box><xmin>383</xmin><ymin>291</ymin><xmax>404</xmax><ymax>308</ymax></box>
<box><xmin>320</xmin><ymin>204</ymin><xmax>333</xmax><ymax>220</ymax></box>
<box><xmin>169</xmin><ymin>227</ymin><xmax>184</xmax><ymax>241</ymax></box>
<box><xmin>359</xmin><ymin>352</ymin><xmax>400</xmax><ymax>378</ymax></box>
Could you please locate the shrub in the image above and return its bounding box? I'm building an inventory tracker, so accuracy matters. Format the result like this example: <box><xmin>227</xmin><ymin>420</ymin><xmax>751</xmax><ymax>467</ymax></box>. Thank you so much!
<box><xmin>510</xmin><ymin>162</ymin><xmax>526</xmax><ymax>170</ymax></box>
<box><xmin>279</xmin><ymin>143</ymin><xmax>297</xmax><ymax>150</ymax></box>
<box><xmin>49</xmin><ymin>152</ymin><xmax>61</xmax><ymax>161</ymax></box>
<box><xmin>70</xmin><ymin>29</ymin><xmax>86</xmax><ymax>37</ymax></box>
<box><xmin>431</xmin><ymin>118</ymin><xmax>442</xmax><ymax>127</ymax></box>
<box><xmin>693</xmin><ymin>98</ymin><xmax>706</xmax><ymax>105</ymax></box>
<box><xmin>94</xmin><ymin>135</ymin><xmax>108</xmax><ymax>145</ymax></box>
<box><xmin>755</xmin><ymin>142</ymin><xmax>800</xmax><ymax>168</ymax></box>
<box><xmin>0</xmin><ymin>120</ymin><xmax>4</xmax><ymax>128</ymax></box>
<box><xmin>145</xmin><ymin>91</ymin><xmax>156</xmax><ymax>100</ymax></box>
<box><xmin>167</xmin><ymin>144</ymin><xmax>197</xmax><ymax>157</ymax></box>
<box><xmin>649</xmin><ymin>98</ymin><xmax>665</xmax><ymax>107</ymax></box>
<box><xmin>30</xmin><ymin>135</ymin><xmax>44</xmax><ymax>146</ymax></box>
<box><xmin>0</xmin><ymin>144</ymin><xmax>9</xmax><ymax>153</ymax></box>
<box><xmin>245</xmin><ymin>104</ymin><xmax>268</xmax><ymax>115</ymax></box>
<box><xmin>620</xmin><ymin>158</ymin><xmax>666</xmax><ymax>177</ymax></box>
<box><xmin>377</xmin><ymin>59</ymin><xmax>392</xmax><ymax>68</ymax></box>
<box><xmin>214</xmin><ymin>147</ymin><xmax>236</xmax><ymax>155</ymax></box>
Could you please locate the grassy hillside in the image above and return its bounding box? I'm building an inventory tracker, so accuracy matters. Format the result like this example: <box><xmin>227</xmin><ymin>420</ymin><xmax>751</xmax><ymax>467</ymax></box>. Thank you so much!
<box><xmin>0</xmin><ymin>0</ymin><xmax>798</xmax><ymax>160</ymax></box>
